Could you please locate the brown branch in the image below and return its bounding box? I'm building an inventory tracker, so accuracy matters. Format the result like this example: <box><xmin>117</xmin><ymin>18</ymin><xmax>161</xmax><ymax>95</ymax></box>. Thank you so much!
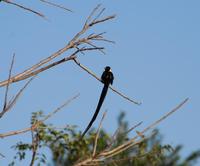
<box><xmin>0</xmin><ymin>5</ymin><xmax>115</xmax><ymax>88</ymax></box>
<box><xmin>29</xmin><ymin>130</ymin><xmax>39</xmax><ymax>166</ymax></box>
<box><xmin>75</xmin><ymin>98</ymin><xmax>188</xmax><ymax>165</ymax></box>
<box><xmin>39</xmin><ymin>0</ymin><xmax>73</xmax><ymax>12</ymax></box>
<box><xmin>0</xmin><ymin>94</ymin><xmax>79</xmax><ymax>138</ymax></box>
<box><xmin>1</xmin><ymin>54</ymin><xmax>15</xmax><ymax>115</ymax></box>
<box><xmin>125</xmin><ymin>121</ymin><xmax>143</xmax><ymax>135</ymax></box>
<box><xmin>93</xmin><ymin>111</ymin><xmax>107</xmax><ymax>157</ymax></box>
<box><xmin>102</xmin><ymin>135</ymin><xmax>148</xmax><ymax>161</ymax></box>
<box><xmin>106</xmin><ymin>121</ymin><xmax>143</xmax><ymax>150</ymax></box>
<box><xmin>41</xmin><ymin>93</ymin><xmax>80</xmax><ymax>122</ymax></box>
<box><xmin>0</xmin><ymin>76</ymin><xmax>35</xmax><ymax>118</ymax></box>
<box><xmin>73</xmin><ymin>58</ymin><xmax>141</xmax><ymax>105</ymax></box>
<box><xmin>2</xmin><ymin>0</ymin><xmax>45</xmax><ymax>19</ymax></box>
<box><xmin>84</xmin><ymin>4</ymin><xmax>101</xmax><ymax>27</ymax></box>
<box><xmin>11</xmin><ymin>47</ymin><xmax>103</xmax><ymax>84</ymax></box>
<box><xmin>141</xmin><ymin>98</ymin><xmax>189</xmax><ymax>134</ymax></box>
<box><xmin>99</xmin><ymin>98</ymin><xmax>189</xmax><ymax>158</ymax></box>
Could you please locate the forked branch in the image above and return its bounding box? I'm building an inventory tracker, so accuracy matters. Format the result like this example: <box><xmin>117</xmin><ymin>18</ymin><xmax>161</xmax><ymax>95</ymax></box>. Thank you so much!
<box><xmin>74</xmin><ymin>98</ymin><xmax>188</xmax><ymax>166</ymax></box>
<box><xmin>0</xmin><ymin>5</ymin><xmax>115</xmax><ymax>87</ymax></box>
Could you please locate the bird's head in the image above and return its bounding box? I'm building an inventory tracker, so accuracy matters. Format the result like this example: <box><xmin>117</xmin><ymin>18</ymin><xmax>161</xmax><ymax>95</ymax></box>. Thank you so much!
<box><xmin>105</xmin><ymin>66</ymin><xmax>111</xmax><ymax>72</ymax></box>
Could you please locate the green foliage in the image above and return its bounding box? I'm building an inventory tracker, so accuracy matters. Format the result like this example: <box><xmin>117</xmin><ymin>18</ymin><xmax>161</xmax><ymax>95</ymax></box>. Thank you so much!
<box><xmin>10</xmin><ymin>111</ymin><xmax>200</xmax><ymax>166</ymax></box>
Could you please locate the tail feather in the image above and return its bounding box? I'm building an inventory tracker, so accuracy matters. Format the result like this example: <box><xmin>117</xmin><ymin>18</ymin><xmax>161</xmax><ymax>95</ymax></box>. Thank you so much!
<box><xmin>81</xmin><ymin>85</ymin><xmax>108</xmax><ymax>138</ymax></box>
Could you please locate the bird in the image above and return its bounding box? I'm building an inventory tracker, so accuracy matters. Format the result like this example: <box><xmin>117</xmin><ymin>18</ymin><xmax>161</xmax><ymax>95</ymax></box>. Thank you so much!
<box><xmin>81</xmin><ymin>66</ymin><xmax>114</xmax><ymax>138</ymax></box>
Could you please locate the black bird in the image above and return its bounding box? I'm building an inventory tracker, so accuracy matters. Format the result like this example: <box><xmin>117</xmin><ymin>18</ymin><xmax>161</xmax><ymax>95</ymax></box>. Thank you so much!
<box><xmin>81</xmin><ymin>66</ymin><xmax>114</xmax><ymax>138</ymax></box>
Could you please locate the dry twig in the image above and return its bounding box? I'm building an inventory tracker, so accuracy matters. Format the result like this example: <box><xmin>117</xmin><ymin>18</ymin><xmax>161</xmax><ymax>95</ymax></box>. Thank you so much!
<box><xmin>1</xmin><ymin>54</ymin><xmax>15</xmax><ymax>116</ymax></box>
<box><xmin>2</xmin><ymin>0</ymin><xmax>45</xmax><ymax>18</ymax></box>
<box><xmin>74</xmin><ymin>98</ymin><xmax>188</xmax><ymax>166</ymax></box>
<box><xmin>0</xmin><ymin>152</ymin><xmax>5</xmax><ymax>158</ymax></box>
<box><xmin>0</xmin><ymin>55</ymin><xmax>35</xmax><ymax>118</ymax></box>
<box><xmin>93</xmin><ymin>111</ymin><xmax>107</xmax><ymax>157</ymax></box>
<box><xmin>73</xmin><ymin>58</ymin><xmax>141</xmax><ymax>105</ymax></box>
<box><xmin>0</xmin><ymin>77</ymin><xmax>35</xmax><ymax>118</ymax></box>
<box><xmin>106</xmin><ymin>121</ymin><xmax>143</xmax><ymax>150</ymax></box>
<box><xmin>39</xmin><ymin>0</ymin><xmax>72</xmax><ymax>12</ymax></box>
<box><xmin>0</xmin><ymin>5</ymin><xmax>115</xmax><ymax>87</ymax></box>
<box><xmin>30</xmin><ymin>130</ymin><xmax>40</xmax><ymax>166</ymax></box>
<box><xmin>0</xmin><ymin>94</ymin><xmax>79</xmax><ymax>138</ymax></box>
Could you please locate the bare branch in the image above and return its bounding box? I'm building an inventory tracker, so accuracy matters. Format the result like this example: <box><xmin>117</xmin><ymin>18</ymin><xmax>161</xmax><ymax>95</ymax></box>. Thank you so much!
<box><xmin>84</xmin><ymin>4</ymin><xmax>101</xmax><ymax>28</ymax></box>
<box><xmin>2</xmin><ymin>0</ymin><xmax>45</xmax><ymax>19</ymax></box>
<box><xmin>73</xmin><ymin>58</ymin><xmax>141</xmax><ymax>105</ymax></box>
<box><xmin>93</xmin><ymin>111</ymin><xmax>107</xmax><ymax>157</ymax></box>
<box><xmin>141</xmin><ymin>98</ymin><xmax>189</xmax><ymax>134</ymax></box>
<box><xmin>39</xmin><ymin>0</ymin><xmax>73</xmax><ymax>12</ymax></box>
<box><xmin>41</xmin><ymin>93</ymin><xmax>80</xmax><ymax>122</ymax></box>
<box><xmin>7</xmin><ymin>47</ymin><xmax>103</xmax><ymax>85</ymax></box>
<box><xmin>2</xmin><ymin>54</ymin><xmax>15</xmax><ymax>114</ymax></box>
<box><xmin>107</xmin><ymin>121</ymin><xmax>143</xmax><ymax>150</ymax></box>
<box><xmin>0</xmin><ymin>94</ymin><xmax>79</xmax><ymax>138</ymax></box>
<box><xmin>0</xmin><ymin>152</ymin><xmax>5</xmax><ymax>158</ymax></box>
<box><xmin>29</xmin><ymin>130</ymin><xmax>39</xmax><ymax>166</ymax></box>
<box><xmin>89</xmin><ymin>15</ymin><xmax>116</xmax><ymax>27</ymax></box>
<box><xmin>74</xmin><ymin>98</ymin><xmax>188</xmax><ymax>165</ymax></box>
<box><xmin>99</xmin><ymin>98</ymin><xmax>189</xmax><ymax>158</ymax></box>
<box><xmin>0</xmin><ymin>77</ymin><xmax>35</xmax><ymax>118</ymax></box>
<box><xmin>125</xmin><ymin>121</ymin><xmax>143</xmax><ymax>135</ymax></box>
<box><xmin>0</xmin><ymin>6</ymin><xmax>115</xmax><ymax>88</ymax></box>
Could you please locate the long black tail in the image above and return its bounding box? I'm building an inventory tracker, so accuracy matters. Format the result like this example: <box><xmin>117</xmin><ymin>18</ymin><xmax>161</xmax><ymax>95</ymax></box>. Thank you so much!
<box><xmin>81</xmin><ymin>85</ymin><xmax>109</xmax><ymax>138</ymax></box>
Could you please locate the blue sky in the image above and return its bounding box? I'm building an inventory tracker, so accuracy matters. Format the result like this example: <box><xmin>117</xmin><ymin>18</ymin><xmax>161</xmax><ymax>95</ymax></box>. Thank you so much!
<box><xmin>0</xmin><ymin>0</ymin><xmax>200</xmax><ymax>165</ymax></box>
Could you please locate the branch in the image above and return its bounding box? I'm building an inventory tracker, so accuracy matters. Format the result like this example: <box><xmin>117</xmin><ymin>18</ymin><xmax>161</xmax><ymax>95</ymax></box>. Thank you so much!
<box><xmin>106</xmin><ymin>121</ymin><xmax>143</xmax><ymax>150</ymax></box>
<box><xmin>2</xmin><ymin>0</ymin><xmax>45</xmax><ymax>19</ymax></box>
<box><xmin>7</xmin><ymin>47</ymin><xmax>104</xmax><ymax>84</ymax></box>
<box><xmin>99</xmin><ymin>98</ymin><xmax>189</xmax><ymax>158</ymax></box>
<box><xmin>0</xmin><ymin>152</ymin><xmax>5</xmax><ymax>158</ymax></box>
<box><xmin>0</xmin><ymin>77</ymin><xmax>35</xmax><ymax>118</ymax></box>
<box><xmin>0</xmin><ymin>94</ymin><xmax>79</xmax><ymax>138</ymax></box>
<box><xmin>29</xmin><ymin>130</ymin><xmax>39</xmax><ymax>166</ymax></box>
<box><xmin>39</xmin><ymin>0</ymin><xmax>73</xmax><ymax>12</ymax></box>
<box><xmin>73</xmin><ymin>58</ymin><xmax>141</xmax><ymax>105</ymax></box>
<box><xmin>74</xmin><ymin>98</ymin><xmax>188</xmax><ymax>165</ymax></box>
<box><xmin>1</xmin><ymin>54</ymin><xmax>15</xmax><ymax>116</ymax></box>
<box><xmin>93</xmin><ymin>111</ymin><xmax>107</xmax><ymax>157</ymax></box>
<box><xmin>0</xmin><ymin>5</ymin><xmax>115</xmax><ymax>87</ymax></box>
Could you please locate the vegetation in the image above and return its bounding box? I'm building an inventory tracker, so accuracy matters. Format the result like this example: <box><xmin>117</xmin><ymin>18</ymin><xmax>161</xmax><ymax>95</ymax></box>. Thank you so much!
<box><xmin>9</xmin><ymin>111</ymin><xmax>200</xmax><ymax>166</ymax></box>
<box><xmin>0</xmin><ymin>2</ymin><xmax>199</xmax><ymax>166</ymax></box>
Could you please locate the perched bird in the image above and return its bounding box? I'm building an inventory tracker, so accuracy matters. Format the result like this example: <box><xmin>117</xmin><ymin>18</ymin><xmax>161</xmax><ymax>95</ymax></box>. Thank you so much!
<box><xmin>81</xmin><ymin>66</ymin><xmax>114</xmax><ymax>138</ymax></box>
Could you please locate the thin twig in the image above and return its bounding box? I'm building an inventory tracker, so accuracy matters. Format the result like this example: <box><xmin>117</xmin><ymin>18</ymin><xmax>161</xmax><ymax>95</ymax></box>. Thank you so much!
<box><xmin>41</xmin><ymin>93</ymin><xmax>80</xmax><ymax>122</ymax></box>
<box><xmin>0</xmin><ymin>152</ymin><xmax>5</xmax><ymax>158</ymax></box>
<box><xmin>75</xmin><ymin>98</ymin><xmax>188</xmax><ymax>166</ymax></box>
<box><xmin>93</xmin><ymin>111</ymin><xmax>107</xmax><ymax>157</ymax></box>
<box><xmin>0</xmin><ymin>77</ymin><xmax>35</xmax><ymax>118</ymax></box>
<box><xmin>99</xmin><ymin>98</ymin><xmax>189</xmax><ymax>157</ymax></box>
<box><xmin>141</xmin><ymin>98</ymin><xmax>189</xmax><ymax>134</ymax></box>
<box><xmin>39</xmin><ymin>0</ymin><xmax>73</xmax><ymax>12</ymax></box>
<box><xmin>124</xmin><ymin>121</ymin><xmax>143</xmax><ymax>135</ymax></box>
<box><xmin>85</xmin><ymin>41</ymin><xmax>105</xmax><ymax>54</ymax></box>
<box><xmin>30</xmin><ymin>130</ymin><xmax>39</xmax><ymax>166</ymax></box>
<box><xmin>3</xmin><ymin>0</ymin><xmax>45</xmax><ymax>19</ymax></box>
<box><xmin>89</xmin><ymin>15</ymin><xmax>116</xmax><ymax>27</ymax></box>
<box><xmin>107</xmin><ymin>121</ymin><xmax>143</xmax><ymax>150</ymax></box>
<box><xmin>0</xmin><ymin>94</ymin><xmax>79</xmax><ymax>138</ymax></box>
<box><xmin>4</xmin><ymin>48</ymin><xmax>103</xmax><ymax>85</ymax></box>
<box><xmin>84</xmin><ymin>4</ymin><xmax>101</xmax><ymax>28</ymax></box>
<box><xmin>101</xmin><ymin>132</ymin><xmax>154</xmax><ymax>160</ymax></box>
<box><xmin>73</xmin><ymin>58</ymin><xmax>141</xmax><ymax>105</ymax></box>
<box><xmin>0</xmin><ymin>6</ymin><xmax>115</xmax><ymax>87</ymax></box>
<box><xmin>2</xmin><ymin>54</ymin><xmax>15</xmax><ymax>114</ymax></box>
